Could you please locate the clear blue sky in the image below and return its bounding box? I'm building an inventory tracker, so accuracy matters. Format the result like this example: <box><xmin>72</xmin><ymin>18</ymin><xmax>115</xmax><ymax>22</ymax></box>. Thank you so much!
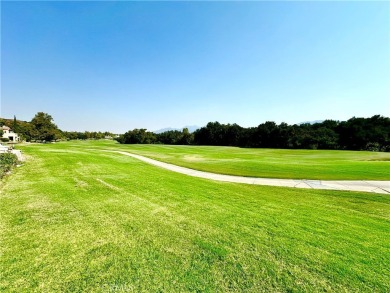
<box><xmin>1</xmin><ymin>1</ymin><xmax>389</xmax><ymax>133</ymax></box>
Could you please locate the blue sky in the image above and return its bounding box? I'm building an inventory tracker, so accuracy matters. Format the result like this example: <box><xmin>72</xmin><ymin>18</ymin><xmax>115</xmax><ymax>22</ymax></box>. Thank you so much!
<box><xmin>1</xmin><ymin>1</ymin><xmax>389</xmax><ymax>132</ymax></box>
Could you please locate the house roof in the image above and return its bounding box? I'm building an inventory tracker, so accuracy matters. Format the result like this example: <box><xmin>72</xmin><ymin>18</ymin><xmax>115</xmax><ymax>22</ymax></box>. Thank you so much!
<box><xmin>2</xmin><ymin>126</ymin><xmax>10</xmax><ymax>130</ymax></box>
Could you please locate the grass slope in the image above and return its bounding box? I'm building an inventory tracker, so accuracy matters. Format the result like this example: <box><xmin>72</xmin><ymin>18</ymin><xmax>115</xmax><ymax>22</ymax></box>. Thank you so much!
<box><xmin>1</xmin><ymin>142</ymin><xmax>389</xmax><ymax>291</ymax></box>
<box><xmin>68</xmin><ymin>140</ymin><xmax>390</xmax><ymax>180</ymax></box>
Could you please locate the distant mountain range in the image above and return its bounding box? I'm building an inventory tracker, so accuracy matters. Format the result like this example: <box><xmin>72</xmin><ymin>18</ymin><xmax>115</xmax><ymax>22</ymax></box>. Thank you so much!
<box><xmin>154</xmin><ymin>121</ymin><xmax>327</xmax><ymax>133</ymax></box>
<box><xmin>2</xmin><ymin>117</ymin><xmax>323</xmax><ymax>133</ymax></box>
<box><xmin>153</xmin><ymin>125</ymin><xmax>200</xmax><ymax>134</ymax></box>
<box><xmin>298</xmin><ymin>120</ymin><xmax>324</xmax><ymax>125</ymax></box>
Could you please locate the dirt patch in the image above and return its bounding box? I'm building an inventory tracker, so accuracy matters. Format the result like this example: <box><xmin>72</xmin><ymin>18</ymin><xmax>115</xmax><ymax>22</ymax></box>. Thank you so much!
<box><xmin>183</xmin><ymin>155</ymin><xmax>205</xmax><ymax>162</ymax></box>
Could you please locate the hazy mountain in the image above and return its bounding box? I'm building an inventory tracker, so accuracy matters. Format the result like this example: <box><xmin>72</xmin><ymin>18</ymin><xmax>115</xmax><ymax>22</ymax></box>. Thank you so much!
<box><xmin>153</xmin><ymin>125</ymin><xmax>200</xmax><ymax>134</ymax></box>
<box><xmin>153</xmin><ymin>127</ymin><xmax>177</xmax><ymax>134</ymax></box>
<box><xmin>298</xmin><ymin>120</ymin><xmax>324</xmax><ymax>125</ymax></box>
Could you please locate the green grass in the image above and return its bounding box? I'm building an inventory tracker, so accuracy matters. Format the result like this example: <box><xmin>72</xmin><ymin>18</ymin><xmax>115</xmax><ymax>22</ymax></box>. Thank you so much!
<box><xmin>64</xmin><ymin>140</ymin><xmax>390</xmax><ymax>180</ymax></box>
<box><xmin>1</xmin><ymin>141</ymin><xmax>389</xmax><ymax>291</ymax></box>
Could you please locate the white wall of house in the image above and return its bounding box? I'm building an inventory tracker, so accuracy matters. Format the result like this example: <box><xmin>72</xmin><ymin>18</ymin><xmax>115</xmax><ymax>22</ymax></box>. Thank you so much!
<box><xmin>1</xmin><ymin>127</ymin><xmax>20</xmax><ymax>142</ymax></box>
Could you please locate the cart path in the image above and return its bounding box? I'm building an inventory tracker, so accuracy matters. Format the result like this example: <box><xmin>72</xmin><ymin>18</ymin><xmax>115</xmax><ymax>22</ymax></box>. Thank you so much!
<box><xmin>116</xmin><ymin>151</ymin><xmax>390</xmax><ymax>194</ymax></box>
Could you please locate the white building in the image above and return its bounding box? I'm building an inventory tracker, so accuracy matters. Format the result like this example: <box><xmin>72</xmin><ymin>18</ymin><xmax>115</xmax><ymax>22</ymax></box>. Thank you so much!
<box><xmin>2</xmin><ymin>126</ymin><xmax>20</xmax><ymax>142</ymax></box>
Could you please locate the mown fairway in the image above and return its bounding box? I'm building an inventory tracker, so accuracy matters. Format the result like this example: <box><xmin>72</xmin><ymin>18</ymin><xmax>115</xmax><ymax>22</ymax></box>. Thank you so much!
<box><xmin>73</xmin><ymin>140</ymin><xmax>390</xmax><ymax>180</ymax></box>
<box><xmin>1</xmin><ymin>141</ymin><xmax>389</xmax><ymax>292</ymax></box>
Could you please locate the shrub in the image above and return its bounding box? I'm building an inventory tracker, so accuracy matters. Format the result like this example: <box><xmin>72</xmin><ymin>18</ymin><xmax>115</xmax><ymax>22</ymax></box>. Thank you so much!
<box><xmin>1</xmin><ymin>137</ymin><xmax>9</xmax><ymax>142</ymax></box>
<box><xmin>365</xmin><ymin>142</ymin><xmax>381</xmax><ymax>152</ymax></box>
<box><xmin>0</xmin><ymin>153</ymin><xmax>18</xmax><ymax>178</ymax></box>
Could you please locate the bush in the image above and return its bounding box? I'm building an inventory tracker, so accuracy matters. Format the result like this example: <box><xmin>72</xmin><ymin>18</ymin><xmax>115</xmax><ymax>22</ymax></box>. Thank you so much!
<box><xmin>0</xmin><ymin>153</ymin><xmax>18</xmax><ymax>178</ymax></box>
<box><xmin>365</xmin><ymin>142</ymin><xmax>381</xmax><ymax>152</ymax></box>
<box><xmin>1</xmin><ymin>137</ymin><xmax>9</xmax><ymax>142</ymax></box>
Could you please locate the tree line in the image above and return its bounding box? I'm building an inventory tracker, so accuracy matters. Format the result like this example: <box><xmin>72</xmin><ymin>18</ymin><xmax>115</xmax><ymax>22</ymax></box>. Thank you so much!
<box><xmin>115</xmin><ymin>128</ymin><xmax>193</xmax><ymax>145</ymax></box>
<box><xmin>116</xmin><ymin>115</ymin><xmax>390</xmax><ymax>151</ymax></box>
<box><xmin>1</xmin><ymin>112</ymin><xmax>389</xmax><ymax>151</ymax></box>
<box><xmin>0</xmin><ymin>112</ymin><xmax>116</xmax><ymax>142</ymax></box>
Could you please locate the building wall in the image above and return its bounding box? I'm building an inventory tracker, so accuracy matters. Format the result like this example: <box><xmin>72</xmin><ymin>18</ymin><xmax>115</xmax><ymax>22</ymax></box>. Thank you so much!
<box><xmin>2</xmin><ymin>130</ymin><xmax>20</xmax><ymax>142</ymax></box>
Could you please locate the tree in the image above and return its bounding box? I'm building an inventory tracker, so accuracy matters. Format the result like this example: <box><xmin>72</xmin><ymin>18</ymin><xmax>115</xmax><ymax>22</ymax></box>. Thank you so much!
<box><xmin>13</xmin><ymin>115</ymin><xmax>18</xmax><ymax>133</ymax></box>
<box><xmin>156</xmin><ymin>130</ymin><xmax>182</xmax><ymax>144</ymax></box>
<box><xmin>180</xmin><ymin>128</ymin><xmax>194</xmax><ymax>145</ymax></box>
<box><xmin>30</xmin><ymin>112</ymin><xmax>61</xmax><ymax>142</ymax></box>
<box><xmin>117</xmin><ymin>129</ymin><xmax>157</xmax><ymax>144</ymax></box>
